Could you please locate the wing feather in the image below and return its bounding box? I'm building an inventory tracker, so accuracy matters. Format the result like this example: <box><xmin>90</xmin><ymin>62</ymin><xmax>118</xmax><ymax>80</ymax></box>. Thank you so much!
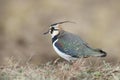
<box><xmin>54</xmin><ymin>31</ymin><xmax>89</xmax><ymax>57</ymax></box>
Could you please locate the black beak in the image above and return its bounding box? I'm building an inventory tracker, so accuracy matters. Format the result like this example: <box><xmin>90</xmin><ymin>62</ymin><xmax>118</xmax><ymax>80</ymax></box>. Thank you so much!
<box><xmin>43</xmin><ymin>30</ymin><xmax>49</xmax><ymax>35</ymax></box>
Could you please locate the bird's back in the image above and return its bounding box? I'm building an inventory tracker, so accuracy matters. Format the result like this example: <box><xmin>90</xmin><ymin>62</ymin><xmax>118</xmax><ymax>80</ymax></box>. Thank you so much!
<box><xmin>55</xmin><ymin>30</ymin><xmax>92</xmax><ymax>57</ymax></box>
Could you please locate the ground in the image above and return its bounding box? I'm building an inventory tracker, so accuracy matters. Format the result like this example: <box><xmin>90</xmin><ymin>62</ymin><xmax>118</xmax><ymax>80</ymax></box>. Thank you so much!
<box><xmin>0</xmin><ymin>58</ymin><xmax>120</xmax><ymax>80</ymax></box>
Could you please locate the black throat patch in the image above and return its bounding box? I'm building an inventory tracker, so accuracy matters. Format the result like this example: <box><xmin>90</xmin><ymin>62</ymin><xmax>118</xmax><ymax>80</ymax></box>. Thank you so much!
<box><xmin>52</xmin><ymin>33</ymin><xmax>60</xmax><ymax>43</ymax></box>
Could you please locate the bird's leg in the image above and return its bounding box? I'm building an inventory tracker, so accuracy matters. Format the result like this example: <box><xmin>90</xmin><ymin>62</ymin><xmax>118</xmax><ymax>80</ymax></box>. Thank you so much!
<box><xmin>53</xmin><ymin>58</ymin><xmax>60</xmax><ymax>65</ymax></box>
<box><xmin>83</xmin><ymin>55</ymin><xmax>90</xmax><ymax>58</ymax></box>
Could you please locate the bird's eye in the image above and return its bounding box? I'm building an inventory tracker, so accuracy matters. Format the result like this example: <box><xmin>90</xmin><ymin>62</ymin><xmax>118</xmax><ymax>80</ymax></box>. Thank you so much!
<box><xmin>50</xmin><ymin>27</ymin><xmax>54</xmax><ymax>34</ymax></box>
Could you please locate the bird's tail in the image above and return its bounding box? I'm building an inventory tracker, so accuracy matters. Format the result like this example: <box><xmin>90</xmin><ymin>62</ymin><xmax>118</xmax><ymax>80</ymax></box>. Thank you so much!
<box><xmin>92</xmin><ymin>49</ymin><xmax>107</xmax><ymax>57</ymax></box>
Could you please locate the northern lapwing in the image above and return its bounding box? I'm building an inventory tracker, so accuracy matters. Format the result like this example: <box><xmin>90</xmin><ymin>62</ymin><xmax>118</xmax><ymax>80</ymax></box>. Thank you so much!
<box><xmin>44</xmin><ymin>21</ymin><xmax>107</xmax><ymax>62</ymax></box>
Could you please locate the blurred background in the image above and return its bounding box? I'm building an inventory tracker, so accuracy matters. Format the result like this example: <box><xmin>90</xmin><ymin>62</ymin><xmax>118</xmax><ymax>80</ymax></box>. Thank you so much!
<box><xmin>0</xmin><ymin>0</ymin><xmax>120</xmax><ymax>65</ymax></box>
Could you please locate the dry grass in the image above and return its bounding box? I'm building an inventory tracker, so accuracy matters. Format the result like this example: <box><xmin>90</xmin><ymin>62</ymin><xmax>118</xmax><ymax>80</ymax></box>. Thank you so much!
<box><xmin>0</xmin><ymin>58</ymin><xmax>120</xmax><ymax>80</ymax></box>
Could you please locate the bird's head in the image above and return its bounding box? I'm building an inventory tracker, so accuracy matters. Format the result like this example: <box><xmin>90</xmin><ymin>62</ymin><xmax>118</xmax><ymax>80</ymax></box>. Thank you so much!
<box><xmin>43</xmin><ymin>21</ymin><xmax>75</xmax><ymax>38</ymax></box>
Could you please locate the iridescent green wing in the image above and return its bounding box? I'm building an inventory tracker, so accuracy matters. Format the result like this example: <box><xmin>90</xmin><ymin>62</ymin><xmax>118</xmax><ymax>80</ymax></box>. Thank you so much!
<box><xmin>55</xmin><ymin>31</ymin><xmax>89</xmax><ymax>57</ymax></box>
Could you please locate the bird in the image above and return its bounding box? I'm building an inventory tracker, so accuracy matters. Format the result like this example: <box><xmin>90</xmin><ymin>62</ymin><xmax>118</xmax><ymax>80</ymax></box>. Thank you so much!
<box><xmin>43</xmin><ymin>21</ymin><xmax>107</xmax><ymax>62</ymax></box>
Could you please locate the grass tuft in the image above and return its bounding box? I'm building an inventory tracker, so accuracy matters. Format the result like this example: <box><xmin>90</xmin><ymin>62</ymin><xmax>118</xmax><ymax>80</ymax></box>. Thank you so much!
<box><xmin>0</xmin><ymin>58</ymin><xmax>120</xmax><ymax>80</ymax></box>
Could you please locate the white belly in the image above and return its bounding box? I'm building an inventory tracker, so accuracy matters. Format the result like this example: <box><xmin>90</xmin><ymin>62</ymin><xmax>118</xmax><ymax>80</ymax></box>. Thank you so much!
<box><xmin>53</xmin><ymin>39</ymin><xmax>77</xmax><ymax>62</ymax></box>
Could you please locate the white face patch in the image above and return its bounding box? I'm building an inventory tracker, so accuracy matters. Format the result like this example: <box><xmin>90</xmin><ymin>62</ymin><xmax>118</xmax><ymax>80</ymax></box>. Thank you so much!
<box><xmin>51</xmin><ymin>30</ymin><xmax>59</xmax><ymax>38</ymax></box>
